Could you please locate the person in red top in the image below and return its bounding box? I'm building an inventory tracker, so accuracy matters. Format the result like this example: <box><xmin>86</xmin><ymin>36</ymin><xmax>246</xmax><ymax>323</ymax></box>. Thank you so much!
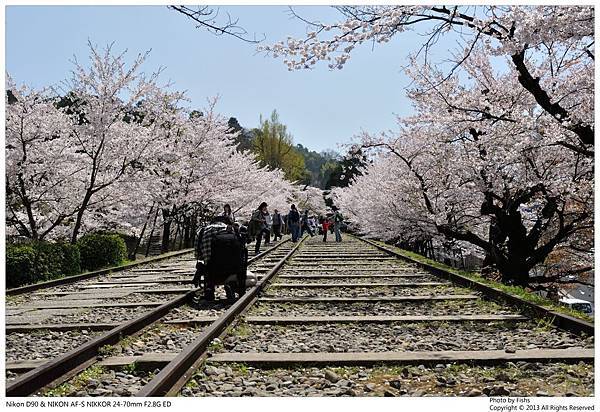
<box><xmin>321</xmin><ymin>217</ymin><xmax>331</xmax><ymax>242</ymax></box>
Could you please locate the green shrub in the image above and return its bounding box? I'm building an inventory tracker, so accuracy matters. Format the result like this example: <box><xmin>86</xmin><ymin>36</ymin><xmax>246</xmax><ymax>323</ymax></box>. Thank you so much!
<box><xmin>57</xmin><ymin>242</ymin><xmax>81</xmax><ymax>275</ymax></box>
<box><xmin>115</xmin><ymin>233</ymin><xmax>139</xmax><ymax>259</ymax></box>
<box><xmin>7</xmin><ymin>234</ymin><xmax>128</xmax><ymax>288</ymax></box>
<box><xmin>32</xmin><ymin>241</ymin><xmax>64</xmax><ymax>281</ymax></box>
<box><xmin>77</xmin><ymin>233</ymin><xmax>127</xmax><ymax>270</ymax></box>
<box><xmin>6</xmin><ymin>241</ymin><xmax>82</xmax><ymax>288</ymax></box>
<box><xmin>6</xmin><ymin>244</ymin><xmax>37</xmax><ymax>288</ymax></box>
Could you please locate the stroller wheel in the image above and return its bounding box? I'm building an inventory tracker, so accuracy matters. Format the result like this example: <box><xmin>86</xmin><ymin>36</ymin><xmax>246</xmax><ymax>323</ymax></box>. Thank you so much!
<box><xmin>224</xmin><ymin>283</ymin><xmax>236</xmax><ymax>302</ymax></box>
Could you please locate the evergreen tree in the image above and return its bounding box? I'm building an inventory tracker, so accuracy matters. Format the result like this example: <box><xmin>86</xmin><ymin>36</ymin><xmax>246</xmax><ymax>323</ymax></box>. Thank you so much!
<box><xmin>325</xmin><ymin>149</ymin><xmax>368</xmax><ymax>189</ymax></box>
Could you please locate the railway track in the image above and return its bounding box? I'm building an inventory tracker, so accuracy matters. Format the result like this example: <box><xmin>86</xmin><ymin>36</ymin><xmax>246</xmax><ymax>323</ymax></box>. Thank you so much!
<box><xmin>8</xmin><ymin>236</ymin><xmax>594</xmax><ymax>397</ymax></box>
<box><xmin>5</xmin><ymin>238</ymin><xmax>293</xmax><ymax>396</ymax></box>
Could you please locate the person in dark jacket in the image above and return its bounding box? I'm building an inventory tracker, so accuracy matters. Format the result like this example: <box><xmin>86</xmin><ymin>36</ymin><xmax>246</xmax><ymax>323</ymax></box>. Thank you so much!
<box><xmin>251</xmin><ymin>202</ymin><xmax>269</xmax><ymax>254</ymax></box>
<box><xmin>193</xmin><ymin>215</ymin><xmax>240</xmax><ymax>301</ymax></box>
<box><xmin>288</xmin><ymin>204</ymin><xmax>301</xmax><ymax>242</ymax></box>
<box><xmin>222</xmin><ymin>203</ymin><xmax>235</xmax><ymax>224</ymax></box>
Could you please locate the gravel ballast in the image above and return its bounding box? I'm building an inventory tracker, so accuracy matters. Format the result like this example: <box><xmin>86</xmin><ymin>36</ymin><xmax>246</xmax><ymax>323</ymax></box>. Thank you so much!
<box><xmin>262</xmin><ymin>285</ymin><xmax>473</xmax><ymax>298</ymax></box>
<box><xmin>249</xmin><ymin>300</ymin><xmax>518</xmax><ymax>317</ymax></box>
<box><xmin>270</xmin><ymin>276</ymin><xmax>441</xmax><ymax>285</ymax></box>
<box><xmin>41</xmin><ymin>365</ymin><xmax>157</xmax><ymax>397</ymax></box>
<box><xmin>111</xmin><ymin>323</ymin><xmax>205</xmax><ymax>356</ymax></box>
<box><xmin>180</xmin><ymin>361</ymin><xmax>594</xmax><ymax>397</ymax></box>
<box><xmin>219</xmin><ymin>322</ymin><xmax>593</xmax><ymax>353</ymax></box>
<box><xmin>7</xmin><ymin>330</ymin><xmax>102</xmax><ymax>361</ymax></box>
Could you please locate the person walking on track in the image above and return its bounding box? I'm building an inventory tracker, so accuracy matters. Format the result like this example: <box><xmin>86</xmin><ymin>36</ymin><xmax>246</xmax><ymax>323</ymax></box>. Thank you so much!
<box><xmin>288</xmin><ymin>204</ymin><xmax>301</xmax><ymax>242</ymax></box>
<box><xmin>250</xmin><ymin>202</ymin><xmax>269</xmax><ymax>254</ymax></box>
<box><xmin>332</xmin><ymin>206</ymin><xmax>344</xmax><ymax>242</ymax></box>
<box><xmin>321</xmin><ymin>216</ymin><xmax>331</xmax><ymax>242</ymax></box>
<box><xmin>300</xmin><ymin>210</ymin><xmax>315</xmax><ymax>237</ymax></box>
<box><xmin>272</xmin><ymin>209</ymin><xmax>283</xmax><ymax>241</ymax></box>
<box><xmin>264</xmin><ymin>208</ymin><xmax>272</xmax><ymax>245</ymax></box>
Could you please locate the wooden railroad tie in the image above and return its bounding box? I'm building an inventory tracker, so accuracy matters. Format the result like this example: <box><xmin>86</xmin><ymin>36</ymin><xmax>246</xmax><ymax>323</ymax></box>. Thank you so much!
<box><xmin>268</xmin><ymin>282</ymin><xmax>449</xmax><ymax>288</ymax></box>
<box><xmin>243</xmin><ymin>314</ymin><xmax>527</xmax><ymax>324</ymax></box>
<box><xmin>16</xmin><ymin>301</ymin><xmax>166</xmax><ymax>310</ymax></box>
<box><xmin>6</xmin><ymin>317</ymin><xmax>218</xmax><ymax>332</ymax></box>
<box><xmin>259</xmin><ymin>295</ymin><xmax>480</xmax><ymax>303</ymax></box>
<box><xmin>208</xmin><ymin>348</ymin><xmax>594</xmax><ymax>366</ymax></box>
<box><xmin>276</xmin><ymin>274</ymin><xmax>431</xmax><ymax>279</ymax></box>
<box><xmin>6</xmin><ymin>353</ymin><xmax>178</xmax><ymax>373</ymax></box>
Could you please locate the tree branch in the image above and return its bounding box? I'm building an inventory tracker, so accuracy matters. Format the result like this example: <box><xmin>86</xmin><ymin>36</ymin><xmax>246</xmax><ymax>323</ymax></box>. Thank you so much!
<box><xmin>169</xmin><ymin>5</ymin><xmax>265</xmax><ymax>44</ymax></box>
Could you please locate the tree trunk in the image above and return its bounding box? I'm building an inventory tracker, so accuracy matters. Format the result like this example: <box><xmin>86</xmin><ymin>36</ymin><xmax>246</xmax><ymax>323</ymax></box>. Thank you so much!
<box><xmin>71</xmin><ymin>190</ymin><xmax>93</xmax><ymax>244</ymax></box>
<box><xmin>145</xmin><ymin>208</ymin><xmax>160</xmax><ymax>257</ymax></box>
<box><xmin>183</xmin><ymin>216</ymin><xmax>191</xmax><ymax>248</ymax></box>
<box><xmin>173</xmin><ymin>221</ymin><xmax>181</xmax><ymax>250</ymax></box>
<box><xmin>161</xmin><ymin>208</ymin><xmax>172</xmax><ymax>253</ymax></box>
<box><xmin>190</xmin><ymin>212</ymin><xmax>198</xmax><ymax>249</ymax></box>
<box><xmin>490</xmin><ymin>210</ymin><xmax>533</xmax><ymax>286</ymax></box>
<box><xmin>22</xmin><ymin>196</ymin><xmax>38</xmax><ymax>240</ymax></box>
<box><xmin>178</xmin><ymin>223</ymin><xmax>184</xmax><ymax>250</ymax></box>
<box><xmin>498</xmin><ymin>257</ymin><xmax>531</xmax><ymax>286</ymax></box>
<box><xmin>500</xmin><ymin>220</ymin><xmax>532</xmax><ymax>286</ymax></box>
<box><xmin>132</xmin><ymin>203</ymin><xmax>155</xmax><ymax>259</ymax></box>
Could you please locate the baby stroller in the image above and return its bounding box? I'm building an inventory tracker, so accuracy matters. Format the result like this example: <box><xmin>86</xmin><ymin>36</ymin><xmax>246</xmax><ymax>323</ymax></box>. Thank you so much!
<box><xmin>193</xmin><ymin>219</ymin><xmax>249</xmax><ymax>301</ymax></box>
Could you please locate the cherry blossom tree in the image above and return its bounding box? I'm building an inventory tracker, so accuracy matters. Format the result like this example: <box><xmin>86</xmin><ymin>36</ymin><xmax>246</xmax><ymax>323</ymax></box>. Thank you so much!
<box><xmin>264</xmin><ymin>5</ymin><xmax>593</xmax><ymax>289</ymax></box>
<box><xmin>144</xmin><ymin>103</ymin><xmax>296</xmax><ymax>249</ymax></box>
<box><xmin>224</xmin><ymin>159</ymin><xmax>295</xmax><ymax>221</ymax></box>
<box><xmin>5</xmin><ymin>79</ymin><xmax>82</xmax><ymax>240</ymax></box>
<box><xmin>56</xmin><ymin>42</ymin><xmax>186</xmax><ymax>243</ymax></box>
<box><xmin>6</xmin><ymin>43</ymin><xmax>302</xmax><ymax>252</ymax></box>
<box><xmin>292</xmin><ymin>185</ymin><xmax>327</xmax><ymax>216</ymax></box>
<box><xmin>336</xmin><ymin>76</ymin><xmax>593</xmax><ymax>287</ymax></box>
<box><xmin>263</xmin><ymin>6</ymin><xmax>594</xmax><ymax>156</ymax></box>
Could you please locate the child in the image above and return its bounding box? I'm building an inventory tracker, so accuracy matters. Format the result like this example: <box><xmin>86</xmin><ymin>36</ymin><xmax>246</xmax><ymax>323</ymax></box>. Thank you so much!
<box><xmin>321</xmin><ymin>217</ymin><xmax>331</xmax><ymax>242</ymax></box>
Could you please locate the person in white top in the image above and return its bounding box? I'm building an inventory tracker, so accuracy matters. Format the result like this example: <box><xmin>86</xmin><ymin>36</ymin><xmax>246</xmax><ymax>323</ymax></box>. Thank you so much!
<box><xmin>272</xmin><ymin>209</ymin><xmax>284</xmax><ymax>241</ymax></box>
<box><xmin>264</xmin><ymin>210</ymin><xmax>273</xmax><ymax>245</ymax></box>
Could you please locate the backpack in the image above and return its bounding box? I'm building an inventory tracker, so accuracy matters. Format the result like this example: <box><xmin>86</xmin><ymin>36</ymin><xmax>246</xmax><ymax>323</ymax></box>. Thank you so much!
<box><xmin>334</xmin><ymin>211</ymin><xmax>344</xmax><ymax>223</ymax></box>
<box><xmin>207</xmin><ymin>231</ymin><xmax>246</xmax><ymax>283</ymax></box>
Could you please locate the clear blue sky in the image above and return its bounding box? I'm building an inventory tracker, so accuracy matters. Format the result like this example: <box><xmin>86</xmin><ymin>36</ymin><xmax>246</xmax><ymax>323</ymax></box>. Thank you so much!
<box><xmin>6</xmin><ymin>5</ymin><xmax>460</xmax><ymax>153</ymax></box>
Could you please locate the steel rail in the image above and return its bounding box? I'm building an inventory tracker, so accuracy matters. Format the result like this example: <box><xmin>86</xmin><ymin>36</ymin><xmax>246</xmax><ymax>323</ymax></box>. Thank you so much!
<box><xmin>358</xmin><ymin>237</ymin><xmax>594</xmax><ymax>336</ymax></box>
<box><xmin>7</xmin><ymin>248</ymin><xmax>194</xmax><ymax>296</ymax></box>
<box><xmin>6</xmin><ymin>239</ymin><xmax>290</xmax><ymax>397</ymax></box>
<box><xmin>137</xmin><ymin>237</ymin><xmax>306</xmax><ymax>396</ymax></box>
<box><xmin>6</xmin><ymin>291</ymin><xmax>195</xmax><ymax>397</ymax></box>
<box><xmin>130</xmin><ymin>236</ymin><xmax>593</xmax><ymax>397</ymax></box>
